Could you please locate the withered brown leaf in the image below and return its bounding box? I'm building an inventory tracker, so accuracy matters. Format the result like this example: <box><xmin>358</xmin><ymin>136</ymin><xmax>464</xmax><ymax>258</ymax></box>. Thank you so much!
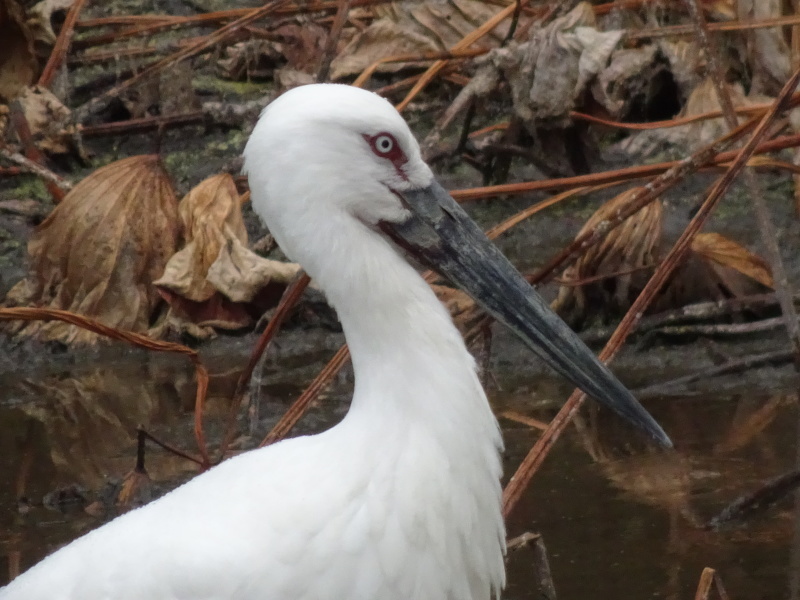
<box><xmin>155</xmin><ymin>173</ymin><xmax>301</xmax><ymax>330</ymax></box>
<box><xmin>10</xmin><ymin>155</ymin><xmax>179</xmax><ymax>344</ymax></box>
<box><xmin>553</xmin><ymin>188</ymin><xmax>662</xmax><ymax>327</ymax></box>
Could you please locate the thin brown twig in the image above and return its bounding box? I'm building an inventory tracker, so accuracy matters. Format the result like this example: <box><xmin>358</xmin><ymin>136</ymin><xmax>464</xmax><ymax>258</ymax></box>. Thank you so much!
<box><xmin>259</xmin><ymin>345</ymin><xmax>351</xmax><ymax>446</ymax></box>
<box><xmin>80</xmin><ymin>112</ymin><xmax>206</xmax><ymax>138</ymax></box>
<box><xmin>628</xmin><ymin>14</ymin><xmax>800</xmax><ymax>41</ymax></box>
<box><xmin>38</xmin><ymin>0</ymin><xmax>88</xmax><ymax>88</ymax></box>
<box><xmin>636</xmin><ymin>348</ymin><xmax>792</xmax><ymax>398</ymax></box>
<box><xmin>219</xmin><ymin>272</ymin><xmax>311</xmax><ymax>458</ymax></box>
<box><xmin>138</xmin><ymin>427</ymin><xmax>205</xmax><ymax>467</ymax></box>
<box><xmin>694</xmin><ymin>567</ymin><xmax>716</xmax><ymax>600</ymax></box>
<box><xmin>353</xmin><ymin>48</ymin><xmax>486</xmax><ymax>89</ymax></box>
<box><xmin>501</xmin><ymin>63</ymin><xmax>800</xmax><ymax>520</ymax></box>
<box><xmin>75</xmin><ymin>0</ymin><xmax>387</xmax><ymax>30</ymax></box>
<box><xmin>569</xmin><ymin>103</ymin><xmax>769</xmax><ymax>131</ymax></box>
<box><xmin>451</xmin><ymin>127</ymin><xmax>800</xmax><ymax>203</ymax></box>
<box><xmin>316</xmin><ymin>0</ymin><xmax>353</xmax><ymax>82</ymax></box>
<box><xmin>0</xmin><ymin>149</ymin><xmax>72</xmax><ymax>192</ymax></box>
<box><xmin>8</xmin><ymin>103</ymin><xmax>68</xmax><ymax>203</ymax></box>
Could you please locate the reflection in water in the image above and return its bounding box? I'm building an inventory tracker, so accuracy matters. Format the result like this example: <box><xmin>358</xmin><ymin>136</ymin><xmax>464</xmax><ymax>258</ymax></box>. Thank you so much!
<box><xmin>0</xmin><ymin>350</ymin><xmax>797</xmax><ymax>599</ymax></box>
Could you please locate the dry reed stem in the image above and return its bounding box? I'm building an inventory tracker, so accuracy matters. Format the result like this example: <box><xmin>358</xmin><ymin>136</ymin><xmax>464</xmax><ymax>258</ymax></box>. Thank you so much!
<box><xmin>38</xmin><ymin>0</ymin><xmax>88</xmax><ymax>88</ymax></box>
<box><xmin>453</xmin><ymin>116</ymin><xmax>762</xmax><ymax>203</ymax></box>
<box><xmin>73</xmin><ymin>13</ymin><xmax>238</xmax><ymax>50</ymax></box>
<box><xmin>453</xmin><ymin>132</ymin><xmax>800</xmax><ymax>202</ymax></box>
<box><xmin>8</xmin><ymin>104</ymin><xmax>67</xmax><ymax>203</ymax></box>
<box><xmin>0</xmin><ymin>307</ymin><xmax>211</xmax><ymax>469</ymax></box>
<box><xmin>138</xmin><ymin>427</ymin><xmax>205</xmax><ymax>467</ymax></box>
<box><xmin>628</xmin><ymin>13</ymin><xmax>800</xmax><ymax>41</ymax></box>
<box><xmin>260</xmin><ymin>345</ymin><xmax>351</xmax><ymax>446</ymax></box>
<box><xmin>219</xmin><ymin>272</ymin><xmax>311</xmax><ymax>458</ymax></box>
<box><xmin>483</xmin><ymin>185</ymin><xmax>608</xmax><ymax>239</ymax></box>
<box><xmin>75</xmin><ymin>0</ymin><xmax>387</xmax><ymax>30</ymax></box>
<box><xmin>694</xmin><ymin>567</ymin><xmax>716</xmax><ymax>600</ymax></box>
<box><xmin>501</xmin><ymin>63</ymin><xmax>800</xmax><ymax>520</ymax></box>
<box><xmin>569</xmin><ymin>103</ymin><xmax>771</xmax><ymax>131</ymax></box>
<box><xmin>316</xmin><ymin>0</ymin><xmax>354</xmax><ymax>82</ymax></box>
<box><xmin>0</xmin><ymin>149</ymin><xmax>72</xmax><ymax>192</ymax></box>
<box><xmin>80</xmin><ymin>111</ymin><xmax>206</xmax><ymax>137</ymax></box>
<box><xmin>692</xmin><ymin>567</ymin><xmax>730</xmax><ymax>600</ymax></box>
<box><xmin>353</xmin><ymin>48</ymin><xmax>486</xmax><ymax>89</ymax></box>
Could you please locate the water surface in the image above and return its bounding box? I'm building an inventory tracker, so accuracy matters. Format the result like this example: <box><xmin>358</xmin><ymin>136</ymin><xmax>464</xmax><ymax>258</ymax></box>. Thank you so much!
<box><xmin>0</xmin><ymin>335</ymin><xmax>796</xmax><ymax>599</ymax></box>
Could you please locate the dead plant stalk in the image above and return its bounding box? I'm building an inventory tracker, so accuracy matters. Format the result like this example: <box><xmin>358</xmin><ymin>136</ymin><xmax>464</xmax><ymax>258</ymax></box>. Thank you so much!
<box><xmin>38</xmin><ymin>0</ymin><xmax>88</xmax><ymax>88</ymax></box>
<box><xmin>219</xmin><ymin>272</ymin><xmax>311</xmax><ymax>458</ymax></box>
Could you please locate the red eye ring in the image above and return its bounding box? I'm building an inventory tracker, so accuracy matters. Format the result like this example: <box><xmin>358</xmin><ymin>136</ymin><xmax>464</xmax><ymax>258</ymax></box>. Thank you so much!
<box><xmin>363</xmin><ymin>132</ymin><xmax>406</xmax><ymax>164</ymax></box>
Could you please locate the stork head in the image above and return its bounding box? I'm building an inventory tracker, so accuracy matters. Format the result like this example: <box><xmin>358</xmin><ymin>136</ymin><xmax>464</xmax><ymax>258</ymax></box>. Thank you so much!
<box><xmin>244</xmin><ymin>84</ymin><xmax>671</xmax><ymax>448</ymax></box>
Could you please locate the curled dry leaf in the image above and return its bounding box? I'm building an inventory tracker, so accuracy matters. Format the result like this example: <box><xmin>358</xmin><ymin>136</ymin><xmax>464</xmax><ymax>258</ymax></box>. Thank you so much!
<box><xmin>16</xmin><ymin>85</ymin><xmax>74</xmax><ymax>154</ymax></box>
<box><xmin>681</xmin><ymin>79</ymin><xmax>750</xmax><ymax>148</ymax></box>
<box><xmin>0</xmin><ymin>0</ymin><xmax>37</xmax><ymax>101</ymax></box>
<box><xmin>705</xmin><ymin>0</ymin><xmax>736</xmax><ymax>21</ymax></box>
<box><xmin>218</xmin><ymin>23</ymin><xmax>327</xmax><ymax>82</ymax></box>
<box><xmin>479</xmin><ymin>2</ymin><xmax>621</xmax><ymax>175</ymax></box>
<box><xmin>155</xmin><ymin>173</ymin><xmax>301</xmax><ymax>330</ymax></box>
<box><xmin>658</xmin><ymin>233</ymin><xmax>772</xmax><ymax>310</ymax></box>
<box><xmin>498</xmin><ymin>3</ymin><xmax>621</xmax><ymax>124</ymax></box>
<box><xmin>690</xmin><ymin>232</ymin><xmax>774</xmax><ymax>289</ymax></box>
<box><xmin>552</xmin><ymin>187</ymin><xmax>662</xmax><ymax>329</ymax></box>
<box><xmin>331</xmin><ymin>0</ymin><xmax>509</xmax><ymax>80</ymax></box>
<box><xmin>6</xmin><ymin>155</ymin><xmax>179</xmax><ymax>344</ymax></box>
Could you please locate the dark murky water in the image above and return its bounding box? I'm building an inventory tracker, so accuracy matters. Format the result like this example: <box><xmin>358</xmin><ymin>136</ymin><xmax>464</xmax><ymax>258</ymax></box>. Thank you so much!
<box><xmin>0</xmin><ymin>335</ymin><xmax>797</xmax><ymax>599</ymax></box>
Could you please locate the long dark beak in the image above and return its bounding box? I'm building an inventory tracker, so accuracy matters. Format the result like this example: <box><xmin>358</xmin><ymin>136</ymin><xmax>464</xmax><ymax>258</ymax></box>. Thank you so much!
<box><xmin>380</xmin><ymin>180</ymin><xmax>672</xmax><ymax>448</ymax></box>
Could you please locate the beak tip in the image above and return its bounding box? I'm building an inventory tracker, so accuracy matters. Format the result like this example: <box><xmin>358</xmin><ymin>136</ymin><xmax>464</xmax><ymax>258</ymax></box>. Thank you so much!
<box><xmin>655</xmin><ymin>430</ymin><xmax>674</xmax><ymax>449</ymax></box>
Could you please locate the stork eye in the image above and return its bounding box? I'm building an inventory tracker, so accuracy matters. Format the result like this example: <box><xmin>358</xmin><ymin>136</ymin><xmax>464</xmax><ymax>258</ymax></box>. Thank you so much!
<box><xmin>362</xmin><ymin>132</ymin><xmax>408</xmax><ymax>177</ymax></box>
<box><xmin>375</xmin><ymin>135</ymin><xmax>394</xmax><ymax>154</ymax></box>
<box><xmin>365</xmin><ymin>132</ymin><xmax>403</xmax><ymax>160</ymax></box>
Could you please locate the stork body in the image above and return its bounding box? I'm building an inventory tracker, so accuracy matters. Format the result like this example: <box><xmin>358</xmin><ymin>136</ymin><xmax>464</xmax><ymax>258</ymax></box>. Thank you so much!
<box><xmin>1</xmin><ymin>84</ymin><xmax>669</xmax><ymax>600</ymax></box>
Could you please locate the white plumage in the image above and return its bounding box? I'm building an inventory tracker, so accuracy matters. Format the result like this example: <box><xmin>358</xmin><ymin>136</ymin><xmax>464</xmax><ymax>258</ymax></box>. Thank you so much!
<box><xmin>1</xmin><ymin>84</ymin><xmax>505</xmax><ymax>600</ymax></box>
<box><xmin>1</xmin><ymin>83</ymin><xmax>669</xmax><ymax>600</ymax></box>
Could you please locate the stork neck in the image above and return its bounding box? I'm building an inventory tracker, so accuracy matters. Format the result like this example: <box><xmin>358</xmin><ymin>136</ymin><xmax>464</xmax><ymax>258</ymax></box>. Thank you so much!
<box><xmin>313</xmin><ymin>223</ymin><xmax>492</xmax><ymax>430</ymax></box>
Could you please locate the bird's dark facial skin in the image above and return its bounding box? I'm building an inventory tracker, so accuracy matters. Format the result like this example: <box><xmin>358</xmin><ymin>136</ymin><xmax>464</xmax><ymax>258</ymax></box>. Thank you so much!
<box><xmin>379</xmin><ymin>180</ymin><xmax>672</xmax><ymax>448</ymax></box>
